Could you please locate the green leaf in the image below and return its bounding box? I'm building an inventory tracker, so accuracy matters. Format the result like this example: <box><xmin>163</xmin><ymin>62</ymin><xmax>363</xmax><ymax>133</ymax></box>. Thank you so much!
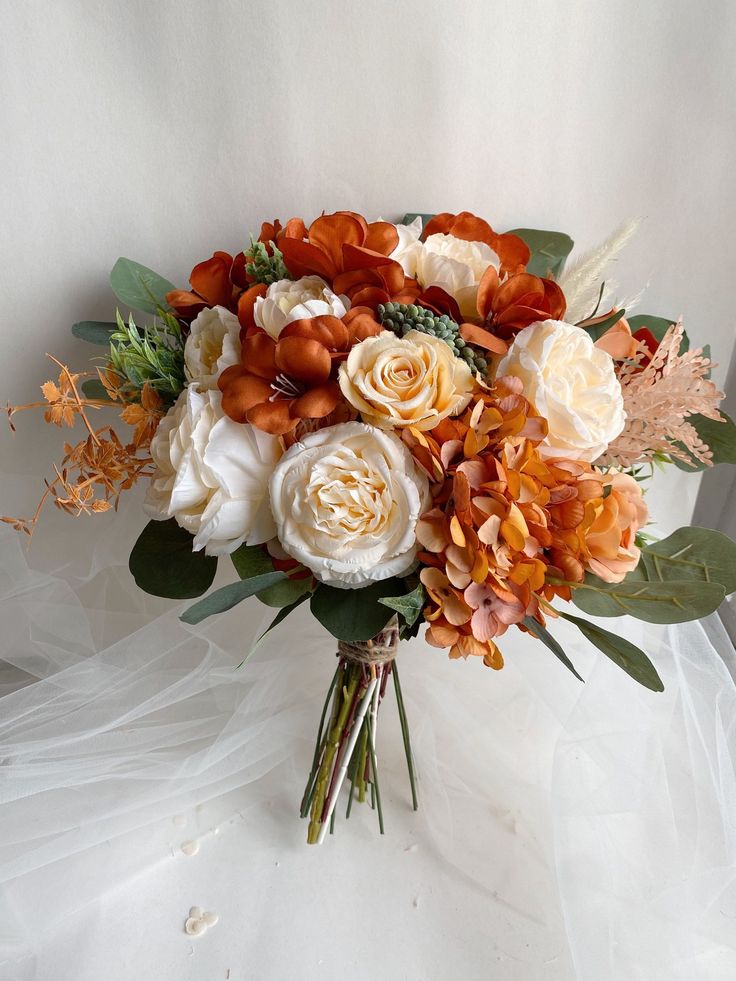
<box><xmin>379</xmin><ymin>583</ymin><xmax>426</xmax><ymax>628</ymax></box>
<box><xmin>571</xmin><ymin>573</ymin><xmax>725</xmax><ymax>623</ymax></box>
<box><xmin>256</xmin><ymin>576</ymin><xmax>313</xmax><ymax>608</ymax></box>
<box><xmin>672</xmin><ymin>411</ymin><xmax>736</xmax><ymax>472</ymax></box>
<box><xmin>230</xmin><ymin>543</ymin><xmax>276</xmax><ymax>580</ymax></box>
<box><xmin>245</xmin><ymin>593</ymin><xmax>310</xmax><ymax>662</ymax></box>
<box><xmin>581</xmin><ymin>308</ymin><xmax>626</xmax><ymax>340</ymax></box>
<box><xmin>310</xmin><ymin>579</ymin><xmax>407</xmax><ymax>642</ymax></box>
<box><xmin>631</xmin><ymin>526</ymin><xmax>736</xmax><ymax>594</ymax></box>
<box><xmin>507</xmin><ymin>228</ymin><xmax>574</xmax><ymax>279</ymax></box>
<box><xmin>180</xmin><ymin>572</ymin><xmax>286</xmax><ymax>625</ymax></box>
<box><xmin>81</xmin><ymin>378</ymin><xmax>112</xmax><ymax>401</ymax></box>
<box><xmin>522</xmin><ymin>616</ymin><xmax>584</xmax><ymax>682</ymax></box>
<box><xmin>627</xmin><ymin>314</ymin><xmax>689</xmax><ymax>353</ymax></box>
<box><xmin>401</xmin><ymin>212</ymin><xmax>435</xmax><ymax>228</ymax></box>
<box><xmin>72</xmin><ymin>321</ymin><xmax>117</xmax><ymax>345</ymax></box>
<box><xmin>110</xmin><ymin>257</ymin><xmax>176</xmax><ymax>315</ymax></box>
<box><xmin>555</xmin><ymin>609</ymin><xmax>664</xmax><ymax>692</ymax></box>
<box><xmin>129</xmin><ymin>519</ymin><xmax>217</xmax><ymax>599</ymax></box>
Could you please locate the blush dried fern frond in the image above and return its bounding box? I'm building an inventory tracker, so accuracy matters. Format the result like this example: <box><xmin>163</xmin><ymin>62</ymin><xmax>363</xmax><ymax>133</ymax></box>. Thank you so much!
<box><xmin>597</xmin><ymin>321</ymin><xmax>724</xmax><ymax>469</ymax></box>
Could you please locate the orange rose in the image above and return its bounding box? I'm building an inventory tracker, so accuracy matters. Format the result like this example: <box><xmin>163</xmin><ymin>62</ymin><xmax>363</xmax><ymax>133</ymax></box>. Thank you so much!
<box><xmin>579</xmin><ymin>472</ymin><xmax>648</xmax><ymax>583</ymax></box>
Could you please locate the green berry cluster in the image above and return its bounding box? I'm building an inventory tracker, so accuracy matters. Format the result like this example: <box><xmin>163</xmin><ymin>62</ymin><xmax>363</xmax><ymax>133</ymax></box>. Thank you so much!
<box><xmin>245</xmin><ymin>240</ymin><xmax>289</xmax><ymax>286</ymax></box>
<box><xmin>377</xmin><ymin>302</ymin><xmax>488</xmax><ymax>376</ymax></box>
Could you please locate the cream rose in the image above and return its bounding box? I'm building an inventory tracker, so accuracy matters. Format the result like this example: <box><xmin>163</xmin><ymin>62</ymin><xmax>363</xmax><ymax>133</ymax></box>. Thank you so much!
<box><xmin>184</xmin><ymin>305</ymin><xmax>241</xmax><ymax>390</ymax></box>
<box><xmin>268</xmin><ymin>421</ymin><xmax>431</xmax><ymax>588</ymax></box>
<box><xmin>144</xmin><ymin>386</ymin><xmax>281</xmax><ymax>555</ymax></box>
<box><xmin>254</xmin><ymin>275</ymin><xmax>349</xmax><ymax>340</ymax></box>
<box><xmin>497</xmin><ymin>320</ymin><xmax>626</xmax><ymax>461</ymax></box>
<box><xmin>338</xmin><ymin>329</ymin><xmax>475</xmax><ymax>432</ymax></box>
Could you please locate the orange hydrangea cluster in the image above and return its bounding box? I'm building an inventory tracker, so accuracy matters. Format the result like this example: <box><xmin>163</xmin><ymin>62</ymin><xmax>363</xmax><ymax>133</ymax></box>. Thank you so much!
<box><xmin>407</xmin><ymin>378</ymin><xmax>647</xmax><ymax>668</ymax></box>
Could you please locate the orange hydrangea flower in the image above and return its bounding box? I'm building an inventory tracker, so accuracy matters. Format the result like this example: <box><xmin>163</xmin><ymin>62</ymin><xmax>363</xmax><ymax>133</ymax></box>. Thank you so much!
<box><xmin>411</xmin><ymin>380</ymin><xmax>610</xmax><ymax>666</ymax></box>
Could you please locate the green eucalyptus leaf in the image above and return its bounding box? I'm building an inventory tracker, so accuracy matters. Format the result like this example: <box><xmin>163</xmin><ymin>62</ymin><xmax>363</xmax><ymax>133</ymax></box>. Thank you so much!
<box><xmin>72</xmin><ymin>321</ymin><xmax>117</xmax><ymax>345</ymax></box>
<box><xmin>256</xmin><ymin>576</ymin><xmax>313</xmax><ymax>608</ymax></box>
<box><xmin>180</xmin><ymin>572</ymin><xmax>286</xmax><ymax>625</ymax></box>
<box><xmin>310</xmin><ymin>579</ymin><xmax>406</xmax><ymax>642</ymax></box>
<box><xmin>401</xmin><ymin>213</ymin><xmax>435</xmax><ymax>228</ymax></box>
<box><xmin>110</xmin><ymin>258</ymin><xmax>176</xmax><ymax>315</ymax></box>
<box><xmin>632</xmin><ymin>527</ymin><xmax>736</xmax><ymax>594</ymax></box>
<box><xmin>129</xmin><ymin>519</ymin><xmax>217</xmax><ymax>599</ymax></box>
<box><xmin>230</xmin><ymin>543</ymin><xmax>276</xmax><ymax>580</ymax></box>
<box><xmin>627</xmin><ymin>314</ymin><xmax>689</xmax><ymax>353</ymax></box>
<box><xmin>507</xmin><ymin>228</ymin><xmax>574</xmax><ymax>279</ymax></box>
<box><xmin>522</xmin><ymin>616</ymin><xmax>584</xmax><ymax>682</ymax></box>
<box><xmin>555</xmin><ymin>610</ymin><xmax>664</xmax><ymax>692</ymax></box>
<box><xmin>379</xmin><ymin>583</ymin><xmax>426</xmax><ymax>628</ymax></box>
<box><xmin>571</xmin><ymin>573</ymin><xmax>725</xmax><ymax>623</ymax></box>
<box><xmin>672</xmin><ymin>411</ymin><xmax>736</xmax><ymax>472</ymax></box>
<box><xmin>245</xmin><ymin>593</ymin><xmax>310</xmax><ymax>662</ymax></box>
<box><xmin>80</xmin><ymin>378</ymin><xmax>112</xmax><ymax>401</ymax></box>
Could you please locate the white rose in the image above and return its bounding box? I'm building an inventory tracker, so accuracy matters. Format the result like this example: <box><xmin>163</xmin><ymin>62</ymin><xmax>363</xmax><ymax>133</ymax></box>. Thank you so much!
<box><xmin>254</xmin><ymin>275</ymin><xmax>349</xmax><ymax>340</ymax></box>
<box><xmin>497</xmin><ymin>319</ymin><xmax>626</xmax><ymax>461</ymax></box>
<box><xmin>414</xmin><ymin>233</ymin><xmax>500</xmax><ymax>317</ymax></box>
<box><xmin>184</xmin><ymin>305</ymin><xmax>241</xmax><ymax>390</ymax></box>
<box><xmin>338</xmin><ymin>329</ymin><xmax>475</xmax><ymax>432</ymax></box>
<box><xmin>269</xmin><ymin>421</ymin><xmax>431</xmax><ymax>588</ymax></box>
<box><xmin>388</xmin><ymin>216</ymin><xmax>424</xmax><ymax>277</ymax></box>
<box><xmin>144</xmin><ymin>386</ymin><xmax>281</xmax><ymax>555</ymax></box>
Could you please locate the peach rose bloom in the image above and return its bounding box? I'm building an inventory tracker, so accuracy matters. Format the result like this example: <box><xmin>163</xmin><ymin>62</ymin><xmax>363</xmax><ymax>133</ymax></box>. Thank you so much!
<box><xmin>579</xmin><ymin>472</ymin><xmax>648</xmax><ymax>583</ymax></box>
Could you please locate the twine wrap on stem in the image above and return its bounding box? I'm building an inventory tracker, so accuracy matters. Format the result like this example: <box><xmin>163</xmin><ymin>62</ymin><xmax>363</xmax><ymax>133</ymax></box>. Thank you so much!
<box><xmin>337</xmin><ymin>616</ymin><xmax>400</xmax><ymax>666</ymax></box>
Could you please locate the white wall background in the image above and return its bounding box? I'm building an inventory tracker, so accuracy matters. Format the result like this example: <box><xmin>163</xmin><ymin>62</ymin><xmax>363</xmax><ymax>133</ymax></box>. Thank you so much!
<box><xmin>1</xmin><ymin>0</ymin><xmax>735</xmax><ymax>520</ymax></box>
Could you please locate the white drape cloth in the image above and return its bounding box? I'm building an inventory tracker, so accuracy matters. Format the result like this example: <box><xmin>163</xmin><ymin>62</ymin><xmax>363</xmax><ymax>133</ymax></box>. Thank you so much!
<box><xmin>1</xmin><ymin>519</ymin><xmax>735</xmax><ymax>979</ymax></box>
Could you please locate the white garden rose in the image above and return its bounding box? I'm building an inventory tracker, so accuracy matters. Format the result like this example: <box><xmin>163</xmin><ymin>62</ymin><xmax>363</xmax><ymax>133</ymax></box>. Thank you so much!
<box><xmin>184</xmin><ymin>305</ymin><xmax>241</xmax><ymax>390</ymax></box>
<box><xmin>144</xmin><ymin>386</ymin><xmax>281</xmax><ymax>555</ymax></box>
<box><xmin>254</xmin><ymin>275</ymin><xmax>349</xmax><ymax>340</ymax></box>
<box><xmin>388</xmin><ymin>216</ymin><xmax>424</xmax><ymax>277</ymax></box>
<box><xmin>497</xmin><ymin>319</ymin><xmax>626</xmax><ymax>461</ymax></box>
<box><xmin>338</xmin><ymin>329</ymin><xmax>475</xmax><ymax>432</ymax></box>
<box><xmin>269</xmin><ymin>421</ymin><xmax>431</xmax><ymax>588</ymax></box>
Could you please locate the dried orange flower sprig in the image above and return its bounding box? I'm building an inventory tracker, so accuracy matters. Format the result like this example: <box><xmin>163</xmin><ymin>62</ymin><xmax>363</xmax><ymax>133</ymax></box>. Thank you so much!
<box><xmin>3</xmin><ymin>358</ymin><xmax>163</xmax><ymax>536</ymax></box>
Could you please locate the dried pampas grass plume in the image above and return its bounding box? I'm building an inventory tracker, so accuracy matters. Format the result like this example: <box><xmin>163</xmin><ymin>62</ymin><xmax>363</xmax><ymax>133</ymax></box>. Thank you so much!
<box><xmin>559</xmin><ymin>219</ymin><xmax>641</xmax><ymax>323</ymax></box>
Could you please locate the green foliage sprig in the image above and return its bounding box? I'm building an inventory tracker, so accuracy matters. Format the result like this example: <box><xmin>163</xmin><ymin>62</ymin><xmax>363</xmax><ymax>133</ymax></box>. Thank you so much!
<box><xmin>245</xmin><ymin>240</ymin><xmax>290</xmax><ymax>285</ymax></box>
<box><xmin>109</xmin><ymin>310</ymin><xmax>185</xmax><ymax>405</ymax></box>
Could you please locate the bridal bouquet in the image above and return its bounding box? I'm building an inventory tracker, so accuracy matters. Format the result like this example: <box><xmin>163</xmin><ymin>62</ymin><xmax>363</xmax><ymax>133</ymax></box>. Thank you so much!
<box><xmin>6</xmin><ymin>210</ymin><xmax>736</xmax><ymax>844</ymax></box>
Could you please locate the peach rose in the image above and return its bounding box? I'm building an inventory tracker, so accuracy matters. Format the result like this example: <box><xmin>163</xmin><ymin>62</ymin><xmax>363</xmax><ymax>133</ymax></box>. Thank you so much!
<box><xmin>579</xmin><ymin>471</ymin><xmax>648</xmax><ymax>583</ymax></box>
<box><xmin>338</xmin><ymin>329</ymin><xmax>475</xmax><ymax>432</ymax></box>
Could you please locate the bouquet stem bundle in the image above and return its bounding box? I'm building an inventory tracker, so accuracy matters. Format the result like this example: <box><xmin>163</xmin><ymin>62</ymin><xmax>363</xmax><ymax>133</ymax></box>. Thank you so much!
<box><xmin>300</xmin><ymin>617</ymin><xmax>418</xmax><ymax>844</ymax></box>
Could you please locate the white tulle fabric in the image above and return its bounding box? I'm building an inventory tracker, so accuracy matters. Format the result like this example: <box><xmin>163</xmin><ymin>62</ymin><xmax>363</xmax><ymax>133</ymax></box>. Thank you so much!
<box><xmin>1</xmin><ymin>520</ymin><xmax>735</xmax><ymax>977</ymax></box>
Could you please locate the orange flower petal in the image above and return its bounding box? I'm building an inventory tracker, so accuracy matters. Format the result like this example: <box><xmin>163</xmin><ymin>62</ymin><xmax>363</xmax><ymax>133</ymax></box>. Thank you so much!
<box><xmin>246</xmin><ymin>400</ymin><xmax>298</xmax><ymax>435</ymax></box>
<box><xmin>275</xmin><ymin>336</ymin><xmax>331</xmax><ymax>385</ymax></box>
<box><xmin>278</xmin><ymin>238</ymin><xmax>335</xmax><ymax>280</ymax></box>
<box><xmin>282</xmin><ymin>315</ymin><xmax>349</xmax><ymax>352</ymax></box>
<box><xmin>221</xmin><ymin>375</ymin><xmax>272</xmax><ymax>423</ymax></box>
<box><xmin>237</xmin><ymin>283</ymin><xmax>268</xmax><ymax>331</ymax></box>
<box><xmin>364</xmin><ymin>221</ymin><xmax>400</xmax><ymax>256</ymax></box>
<box><xmin>190</xmin><ymin>253</ymin><xmax>233</xmax><ymax>307</ymax></box>
<box><xmin>242</xmin><ymin>331</ymin><xmax>278</xmax><ymax>379</ymax></box>
<box><xmin>476</xmin><ymin>264</ymin><xmax>499</xmax><ymax>319</ymax></box>
<box><xmin>308</xmin><ymin>213</ymin><xmax>365</xmax><ymax>273</ymax></box>
<box><xmin>290</xmin><ymin>382</ymin><xmax>342</xmax><ymax>419</ymax></box>
<box><xmin>459</xmin><ymin>322</ymin><xmax>508</xmax><ymax>355</ymax></box>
